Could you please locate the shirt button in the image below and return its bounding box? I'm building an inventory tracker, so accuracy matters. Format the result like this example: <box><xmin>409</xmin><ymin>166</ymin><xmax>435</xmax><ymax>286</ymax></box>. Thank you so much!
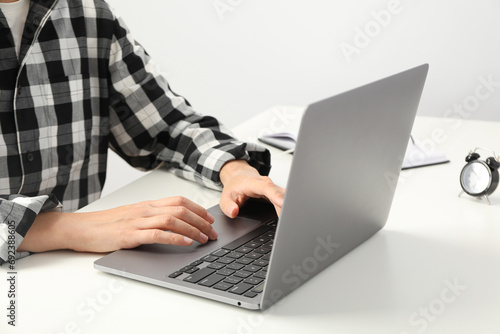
<box><xmin>18</xmin><ymin>86</ymin><xmax>22</xmax><ymax>96</ymax></box>
<box><xmin>26</xmin><ymin>151</ymin><xmax>34</xmax><ymax>162</ymax></box>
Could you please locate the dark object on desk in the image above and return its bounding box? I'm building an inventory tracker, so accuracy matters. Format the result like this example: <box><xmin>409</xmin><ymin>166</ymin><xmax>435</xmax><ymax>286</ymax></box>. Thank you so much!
<box><xmin>258</xmin><ymin>132</ymin><xmax>296</xmax><ymax>152</ymax></box>
<box><xmin>459</xmin><ymin>147</ymin><xmax>499</xmax><ymax>205</ymax></box>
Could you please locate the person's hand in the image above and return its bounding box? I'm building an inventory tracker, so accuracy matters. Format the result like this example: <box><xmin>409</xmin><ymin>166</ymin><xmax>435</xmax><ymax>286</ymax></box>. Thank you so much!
<box><xmin>219</xmin><ymin>160</ymin><xmax>285</xmax><ymax>218</ymax></box>
<box><xmin>18</xmin><ymin>162</ymin><xmax>285</xmax><ymax>255</ymax></box>
<box><xmin>18</xmin><ymin>197</ymin><xmax>217</xmax><ymax>253</ymax></box>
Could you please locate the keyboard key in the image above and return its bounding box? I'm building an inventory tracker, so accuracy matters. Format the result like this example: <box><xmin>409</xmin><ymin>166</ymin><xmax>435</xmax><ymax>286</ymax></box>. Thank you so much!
<box><xmin>184</xmin><ymin>267</ymin><xmax>200</xmax><ymax>274</ymax></box>
<box><xmin>224</xmin><ymin>277</ymin><xmax>242</xmax><ymax>285</ymax></box>
<box><xmin>267</xmin><ymin>220</ymin><xmax>278</xmax><ymax>228</ymax></box>
<box><xmin>168</xmin><ymin>271</ymin><xmax>183</xmax><ymax>278</ymax></box>
<box><xmin>253</xmin><ymin>237</ymin><xmax>270</xmax><ymax>244</ymax></box>
<box><xmin>207</xmin><ymin>263</ymin><xmax>226</xmax><ymax>270</ymax></box>
<box><xmin>213</xmin><ymin>282</ymin><xmax>233</xmax><ymax>291</ymax></box>
<box><xmin>180</xmin><ymin>265</ymin><xmax>194</xmax><ymax>272</ymax></box>
<box><xmin>234</xmin><ymin>271</ymin><xmax>252</xmax><ymax>278</ymax></box>
<box><xmin>263</xmin><ymin>232</ymin><xmax>275</xmax><ymax>239</ymax></box>
<box><xmin>216</xmin><ymin>257</ymin><xmax>234</xmax><ymax>265</ymax></box>
<box><xmin>226</xmin><ymin>263</ymin><xmax>245</xmax><ymax>271</ymax></box>
<box><xmin>227</xmin><ymin>252</ymin><xmax>244</xmax><ymax>259</ymax></box>
<box><xmin>234</xmin><ymin>246</ymin><xmax>252</xmax><ymax>254</ymax></box>
<box><xmin>199</xmin><ymin>274</ymin><xmax>225</xmax><ymax>287</ymax></box>
<box><xmin>235</xmin><ymin>257</ymin><xmax>254</xmax><ymax>265</ymax></box>
<box><xmin>254</xmin><ymin>247</ymin><xmax>271</xmax><ymax>254</ymax></box>
<box><xmin>252</xmin><ymin>283</ymin><xmax>265</xmax><ymax>293</ymax></box>
<box><xmin>244</xmin><ymin>277</ymin><xmax>263</xmax><ymax>285</ymax></box>
<box><xmin>244</xmin><ymin>291</ymin><xmax>258</xmax><ymax>298</ymax></box>
<box><xmin>221</xmin><ymin>225</ymin><xmax>272</xmax><ymax>251</ymax></box>
<box><xmin>228</xmin><ymin>283</ymin><xmax>254</xmax><ymax>295</ymax></box>
<box><xmin>253</xmin><ymin>260</ymin><xmax>269</xmax><ymax>267</ymax></box>
<box><xmin>201</xmin><ymin>255</ymin><xmax>218</xmax><ymax>263</ymax></box>
<box><xmin>261</xmin><ymin>254</ymin><xmax>271</xmax><ymax>261</ymax></box>
<box><xmin>190</xmin><ymin>260</ymin><xmax>203</xmax><ymax>266</ymax></box>
<box><xmin>212</xmin><ymin>249</ymin><xmax>231</xmax><ymax>257</ymax></box>
<box><xmin>217</xmin><ymin>268</ymin><xmax>236</xmax><ymax>276</ymax></box>
<box><xmin>243</xmin><ymin>265</ymin><xmax>260</xmax><ymax>273</ymax></box>
<box><xmin>183</xmin><ymin>268</ymin><xmax>215</xmax><ymax>283</ymax></box>
<box><xmin>244</xmin><ymin>241</ymin><xmax>262</xmax><ymax>248</ymax></box>
<box><xmin>263</xmin><ymin>241</ymin><xmax>274</xmax><ymax>248</ymax></box>
<box><xmin>245</xmin><ymin>252</ymin><xmax>262</xmax><ymax>260</ymax></box>
<box><xmin>253</xmin><ymin>271</ymin><xmax>267</xmax><ymax>280</ymax></box>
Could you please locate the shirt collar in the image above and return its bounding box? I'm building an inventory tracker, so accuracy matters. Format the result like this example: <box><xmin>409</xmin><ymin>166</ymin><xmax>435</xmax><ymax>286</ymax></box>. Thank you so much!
<box><xmin>18</xmin><ymin>0</ymin><xmax>58</xmax><ymax>62</ymax></box>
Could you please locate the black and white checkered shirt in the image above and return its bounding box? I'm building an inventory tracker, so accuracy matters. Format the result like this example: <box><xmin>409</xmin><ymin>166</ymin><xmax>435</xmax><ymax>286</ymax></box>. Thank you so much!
<box><xmin>0</xmin><ymin>0</ymin><xmax>271</xmax><ymax>265</ymax></box>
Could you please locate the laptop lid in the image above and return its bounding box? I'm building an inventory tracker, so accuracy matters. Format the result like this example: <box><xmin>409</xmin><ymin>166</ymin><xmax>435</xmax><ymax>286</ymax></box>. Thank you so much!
<box><xmin>260</xmin><ymin>64</ymin><xmax>429</xmax><ymax>309</ymax></box>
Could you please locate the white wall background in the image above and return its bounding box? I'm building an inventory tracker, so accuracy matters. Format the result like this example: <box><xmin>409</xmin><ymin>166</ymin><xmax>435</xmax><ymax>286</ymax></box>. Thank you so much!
<box><xmin>101</xmin><ymin>0</ymin><xmax>500</xmax><ymax>197</ymax></box>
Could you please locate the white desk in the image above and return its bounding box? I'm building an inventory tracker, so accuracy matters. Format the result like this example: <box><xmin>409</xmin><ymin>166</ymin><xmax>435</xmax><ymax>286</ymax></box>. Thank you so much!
<box><xmin>1</xmin><ymin>107</ymin><xmax>500</xmax><ymax>334</ymax></box>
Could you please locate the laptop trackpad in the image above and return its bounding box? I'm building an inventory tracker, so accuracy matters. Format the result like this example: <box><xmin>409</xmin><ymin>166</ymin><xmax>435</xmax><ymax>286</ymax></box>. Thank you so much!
<box><xmin>99</xmin><ymin>199</ymin><xmax>277</xmax><ymax>276</ymax></box>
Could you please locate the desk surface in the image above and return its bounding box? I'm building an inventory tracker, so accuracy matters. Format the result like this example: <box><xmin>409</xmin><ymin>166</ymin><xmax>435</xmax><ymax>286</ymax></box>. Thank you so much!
<box><xmin>1</xmin><ymin>107</ymin><xmax>500</xmax><ymax>334</ymax></box>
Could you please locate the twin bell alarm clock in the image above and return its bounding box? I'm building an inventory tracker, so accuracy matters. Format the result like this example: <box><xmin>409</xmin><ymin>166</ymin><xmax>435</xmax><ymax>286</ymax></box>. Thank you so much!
<box><xmin>459</xmin><ymin>147</ymin><xmax>499</xmax><ymax>205</ymax></box>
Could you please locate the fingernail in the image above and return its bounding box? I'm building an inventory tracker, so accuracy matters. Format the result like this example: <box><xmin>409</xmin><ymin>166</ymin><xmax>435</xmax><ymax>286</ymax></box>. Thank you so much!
<box><xmin>184</xmin><ymin>236</ymin><xmax>193</xmax><ymax>245</ymax></box>
<box><xmin>200</xmin><ymin>232</ymin><xmax>209</xmax><ymax>243</ymax></box>
<box><xmin>211</xmin><ymin>229</ymin><xmax>218</xmax><ymax>240</ymax></box>
<box><xmin>207</xmin><ymin>212</ymin><xmax>215</xmax><ymax>223</ymax></box>
<box><xmin>228</xmin><ymin>206</ymin><xmax>237</xmax><ymax>218</ymax></box>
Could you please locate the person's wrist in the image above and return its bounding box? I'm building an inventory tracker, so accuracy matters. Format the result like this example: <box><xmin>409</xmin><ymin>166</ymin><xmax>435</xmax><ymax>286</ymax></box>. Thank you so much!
<box><xmin>18</xmin><ymin>212</ymin><xmax>76</xmax><ymax>252</ymax></box>
<box><xmin>58</xmin><ymin>212</ymin><xmax>85</xmax><ymax>251</ymax></box>
<box><xmin>219</xmin><ymin>160</ymin><xmax>257</xmax><ymax>186</ymax></box>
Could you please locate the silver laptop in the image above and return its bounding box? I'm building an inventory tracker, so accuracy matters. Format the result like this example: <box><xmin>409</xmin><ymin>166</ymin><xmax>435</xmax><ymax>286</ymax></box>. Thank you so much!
<box><xmin>94</xmin><ymin>64</ymin><xmax>429</xmax><ymax>310</ymax></box>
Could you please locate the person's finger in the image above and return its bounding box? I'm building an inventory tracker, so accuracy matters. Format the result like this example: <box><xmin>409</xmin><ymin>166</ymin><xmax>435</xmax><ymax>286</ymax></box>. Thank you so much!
<box><xmin>137</xmin><ymin>212</ymin><xmax>215</xmax><ymax>243</ymax></box>
<box><xmin>220</xmin><ymin>177</ymin><xmax>285</xmax><ymax>218</ymax></box>
<box><xmin>272</xmin><ymin>203</ymin><xmax>282</xmax><ymax>217</ymax></box>
<box><xmin>144</xmin><ymin>197</ymin><xmax>217</xmax><ymax>240</ymax></box>
<box><xmin>132</xmin><ymin>229</ymin><xmax>194</xmax><ymax>247</ymax></box>
<box><xmin>219</xmin><ymin>190</ymin><xmax>248</xmax><ymax>218</ymax></box>
<box><xmin>260</xmin><ymin>182</ymin><xmax>285</xmax><ymax>211</ymax></box>
<box><xmin>169</xmin><ymin>205</ymin><xmax>217</xmax><ymax>240</ymax></box>
<box><xmin>148</xmin><ymin>196</ymin><xmax>215</xmax><ymax>224</ymax></box>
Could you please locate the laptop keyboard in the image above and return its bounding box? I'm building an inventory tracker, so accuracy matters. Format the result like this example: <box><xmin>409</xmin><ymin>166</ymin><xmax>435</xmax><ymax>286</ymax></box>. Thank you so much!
<box><xmin>168</xmin><ymin>219</ymin><xmax>278</xmax><ymax>298</ymax></box>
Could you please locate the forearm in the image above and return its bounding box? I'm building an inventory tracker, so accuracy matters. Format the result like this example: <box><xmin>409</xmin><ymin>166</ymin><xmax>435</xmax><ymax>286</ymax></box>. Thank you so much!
<box><xmin>16</xmin><ymin>197</ymin><xmax>218</xmax><ymax>256</ymax></box>
<box><xmin>17</xmin><ymin>209</ymin><xmax>131</xmax><ymax>253</ymax></box>
<box><xmin>17</xmin><ymin>212</ymin><xmax>81</xmax><ymax>253</ymax></box>
<box><xmin>0</xmin><ymin>194</ymin><xmax>61</xmax><ymax>265</ymax></box>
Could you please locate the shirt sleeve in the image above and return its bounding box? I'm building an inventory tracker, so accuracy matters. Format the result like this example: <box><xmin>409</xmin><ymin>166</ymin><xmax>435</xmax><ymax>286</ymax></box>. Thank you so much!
<box><xmin>106</xmin><ymin>8</ymin><xmax>271</xmax><ymax>190</ymax></box>
<box><xmin>0</xmin><ymin>194</ymin><xmax>61</xmax><ymax>266</ymax></box>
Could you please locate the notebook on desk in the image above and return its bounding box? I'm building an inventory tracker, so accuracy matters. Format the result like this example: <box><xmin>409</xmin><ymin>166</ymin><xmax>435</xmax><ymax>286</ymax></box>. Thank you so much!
<box><xmin>94</xmin><ymin>64</ymin><xmax>429</xmax><ymax>310</ymax></box>
<box><xmin>258</xmin><ymin>116</ymin><xmax>449</xmax><ymax>169</ymax></box>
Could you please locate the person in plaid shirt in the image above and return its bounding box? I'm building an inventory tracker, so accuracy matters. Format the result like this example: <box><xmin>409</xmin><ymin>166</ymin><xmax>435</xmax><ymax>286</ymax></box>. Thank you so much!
<box><xmin>0</xmin><ymin>0</ymin><xmax>284</xmax><ymax>265</ymax></box>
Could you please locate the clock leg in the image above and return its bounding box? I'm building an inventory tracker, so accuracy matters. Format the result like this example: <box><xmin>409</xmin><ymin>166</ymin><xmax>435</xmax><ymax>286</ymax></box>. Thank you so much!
<box><xmin>483</xmin><ymin>195</ymin><xmax>491</xmax><ymax>205</ymax></box>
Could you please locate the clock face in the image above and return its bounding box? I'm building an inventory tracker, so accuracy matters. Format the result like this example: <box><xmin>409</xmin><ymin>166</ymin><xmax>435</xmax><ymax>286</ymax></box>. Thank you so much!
<box><xmin>460</xmin><ymin>161</ymin><xmax>492</xmax><ymax>195</ymax></box>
